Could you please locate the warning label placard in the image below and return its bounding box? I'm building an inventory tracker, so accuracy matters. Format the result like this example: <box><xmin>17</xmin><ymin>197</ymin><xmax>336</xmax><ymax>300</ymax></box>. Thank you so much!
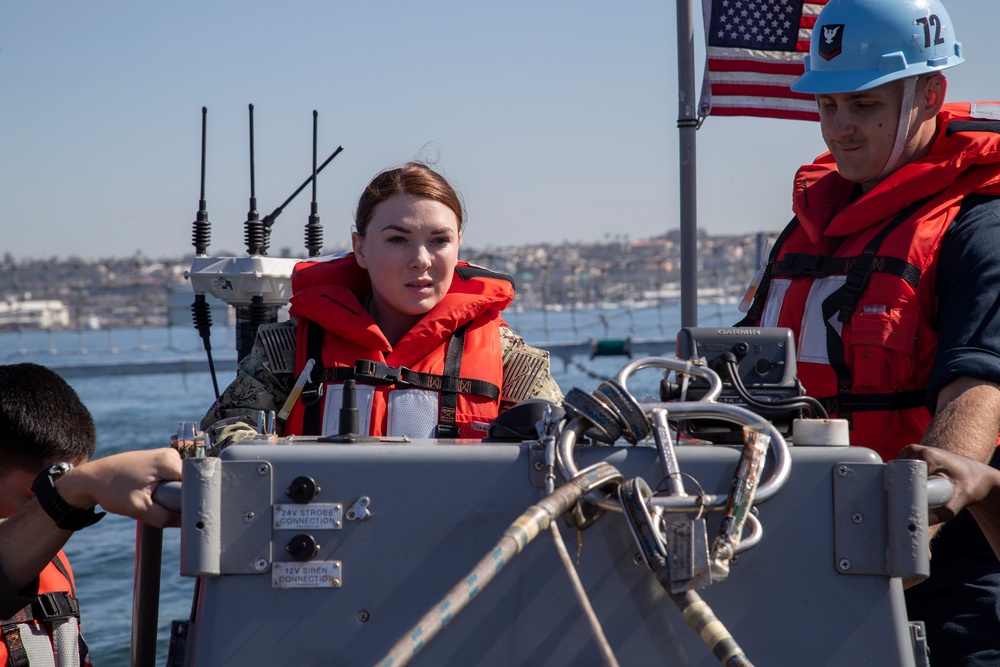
<box><xmin>273</xmin><ymin>503</ymin><xmax>343</xmax><ymax>530</ymax></box>
<box><xmin>272</xmin><ymin>561</ymin><xmax>342</xmax><ymax>589</ymax></box>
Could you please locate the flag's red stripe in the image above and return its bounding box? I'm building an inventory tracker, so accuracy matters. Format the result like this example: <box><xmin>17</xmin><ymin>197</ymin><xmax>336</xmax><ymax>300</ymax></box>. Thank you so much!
<box><xmin>707</xmin><ymin>58</ymin><xmax>804</xmax><ymax>76</ymax></box>
<box><xmin>710</xmin><ymin>106</ymin><xmax>820</xmax><ymax>122</ymax></box>
<box><xmin>711</xmin><ymin>83</ymin><xmax>816</xmax><ymax>101</ymax></box>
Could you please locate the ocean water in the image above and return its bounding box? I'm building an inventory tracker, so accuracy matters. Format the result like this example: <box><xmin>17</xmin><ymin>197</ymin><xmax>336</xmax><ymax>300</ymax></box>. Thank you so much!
<box><xmin>1</xmin><ymin>302</ymin><xmax>741</xmax><ymax>666</ymax></box>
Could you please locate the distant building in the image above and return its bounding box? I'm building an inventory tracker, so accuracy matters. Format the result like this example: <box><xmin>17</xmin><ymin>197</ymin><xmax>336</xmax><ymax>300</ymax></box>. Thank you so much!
<box><xmin>0</xmin><ymin>299</ymin><xmax>71</xmax><ymax>330</ymax></box>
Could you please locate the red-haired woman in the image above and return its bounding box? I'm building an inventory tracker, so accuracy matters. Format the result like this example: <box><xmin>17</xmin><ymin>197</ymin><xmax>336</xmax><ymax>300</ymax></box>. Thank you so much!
<box><xmin>203</xmin><ymin>162</ymin><xmax>561</xmax><ymax>445</ymax></box>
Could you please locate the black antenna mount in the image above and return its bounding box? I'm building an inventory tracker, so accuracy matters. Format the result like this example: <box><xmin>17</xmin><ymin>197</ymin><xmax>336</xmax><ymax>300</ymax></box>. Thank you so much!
<box><xmin>244</xmin><ymin>104</ymin><xmax>266</xmax><ymax>255</ymax></box>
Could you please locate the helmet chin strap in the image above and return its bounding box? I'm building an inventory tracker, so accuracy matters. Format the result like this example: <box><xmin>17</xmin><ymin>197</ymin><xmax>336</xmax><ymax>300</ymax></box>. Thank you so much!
<box><xmin>875</xmin><ymin>76</ymin><xmax>918</xmax><ymax>181</ymax></box>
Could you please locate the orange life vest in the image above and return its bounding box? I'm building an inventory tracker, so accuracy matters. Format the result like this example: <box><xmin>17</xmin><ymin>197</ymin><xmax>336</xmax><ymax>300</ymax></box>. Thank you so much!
<box><xmin>285</xmin><ymin>255</ymin><xmax>513</xmax><ymax>438</ymax></box>
<box><xmin>740</xmin><ymin>102</ymin><xmax>1000</xmax><ymax>461</ymax></box>
<box><xmin>1</xmin><ymin>552</ymin><xmax>93</xmax><ymax>667</ymax></box>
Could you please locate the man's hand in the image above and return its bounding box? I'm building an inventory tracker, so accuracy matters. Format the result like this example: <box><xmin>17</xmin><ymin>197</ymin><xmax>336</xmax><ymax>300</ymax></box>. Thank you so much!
<box><xmin>56</xmin><ymin>448</ymin><xmax>183</xmax><ymax>529</ymax></box>
<box><xmin>899</xmin><ymin>444</ymin><xmax>1000</xmax><ymax>524</ymax></box>
<box><xmin>899</xmin><ymin>443</ymin><xmax>1000</xmax><ymax>561</ymax></box>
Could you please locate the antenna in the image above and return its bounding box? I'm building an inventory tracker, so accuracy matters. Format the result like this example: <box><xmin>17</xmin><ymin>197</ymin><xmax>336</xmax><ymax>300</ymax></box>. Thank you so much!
<box><xmin>189</xmin><ymin>106</ymin><xmax>220</xmax><ymax>398</ymax></box>
<box><xmin>305</xmin><ymin>110</ymin><xmax>323</xmax><ymax>257</ymax></box>
<box><xmin>192</xmin><ymin>106</ymin><xmax>211</xmax><ymax>255</ymax></box>
<box><xmin>260</xmin><ymin>144</ymin><xmax>344</xmax><ymax>243</ymax></box>
<box><xmin>244</xmin><ymin>104</ymin><xmax>265</xmax><ymax>255</ymax></box>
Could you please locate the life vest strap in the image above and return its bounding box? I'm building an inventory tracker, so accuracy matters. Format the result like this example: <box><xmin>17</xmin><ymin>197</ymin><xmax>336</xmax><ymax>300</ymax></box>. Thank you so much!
<box><xmin>818</xmin><ymin>389</ymin><xmax>927</xmax><ymax>416</ymax></box>
<box><xmin>302</xmin><ymin>320</ymin><xmax>325</xmax><ymax>435</ymax></box>
<box><xmin>3</xmin><ymin>591</ymin><xmax>81</xmax><ymax>625</ymax></box>
<box><xmin>299</xmin><ymin>318</ymin><xmax>500</xmax><ymax>437</ymax></box>
<box><xmin>736</xmin><ymin>216</ymin><xmax>799</xmax><ymax>327</ymax></box>
<box><xmin>1</xmin><ymin>554</ymin><xmax>89</xmax><ymax>667</ymax></box>
<box><xmin>312</xmin><ymin>360</ymin><xmax>500</xmax><ymax>401</ymax></box>
<box><xmin>773</xmin><ymin>252</ymin><xmax>921</xmax><ymax>289</ymax></box>
<box><xmin>2</xmin><ymin>591</ymin><xmax>82</xmax><ymax>667</ymax></box>
<box><xmin>1</xmin><ymin>622</ymin><xmax>28</xmax><ymax>667</ymax></box>
<box><xmin>837</xmin><ymin>197</ymin><xmax>934</xmax><ymax>324</ymax></box>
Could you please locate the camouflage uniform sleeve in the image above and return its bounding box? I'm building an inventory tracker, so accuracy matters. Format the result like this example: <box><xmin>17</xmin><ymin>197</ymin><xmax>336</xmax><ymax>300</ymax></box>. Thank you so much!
<box><xmin>499</xmin><ymin>325</ymin><xmax>564</xmax><ymax>410</ymax></box>
<box><xmin>200</xmin><ymin>320</ymin><xmax>298</xmax><ymax>449</ymax></box>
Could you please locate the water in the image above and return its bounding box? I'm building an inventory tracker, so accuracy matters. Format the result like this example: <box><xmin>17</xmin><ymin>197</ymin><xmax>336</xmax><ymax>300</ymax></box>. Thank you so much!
<box><xmin>1</xmin><ymin>302</ymin><xmax>742</xmax><ymax>666</ymax></box>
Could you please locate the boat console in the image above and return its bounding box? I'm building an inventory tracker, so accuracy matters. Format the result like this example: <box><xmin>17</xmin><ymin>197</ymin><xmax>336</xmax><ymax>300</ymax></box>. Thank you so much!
<box><xmin>134</xmin><ymin>334</ymin><xmax>944</xmax><ymax>667</ymax></box>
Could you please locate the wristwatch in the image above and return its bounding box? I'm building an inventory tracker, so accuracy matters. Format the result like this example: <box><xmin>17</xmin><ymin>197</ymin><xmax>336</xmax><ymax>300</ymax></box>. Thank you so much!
<box><xmin>31</xmin><ymin>462</ymin><xmax>106</xmax><ymax>531</ymax></box>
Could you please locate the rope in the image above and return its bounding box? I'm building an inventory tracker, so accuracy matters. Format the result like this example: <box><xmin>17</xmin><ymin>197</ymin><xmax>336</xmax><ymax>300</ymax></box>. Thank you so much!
<box><xmin>548</xmin><ymin>522</ymin><xmax>621</xmax><ymax>667</ymax></box>
<box><xmin>374</xmin><ymin>463</ymin><xmax>622</xmax><ymax>667</ymax></box>
<box><xmin>672</xmin><ymin>591</ymin><xmax>754</xmax><ymax>667</ymax></box>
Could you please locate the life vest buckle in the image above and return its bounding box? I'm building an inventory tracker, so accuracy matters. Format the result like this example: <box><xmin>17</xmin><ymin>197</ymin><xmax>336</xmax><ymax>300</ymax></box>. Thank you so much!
<box><xmin>844</xmin><ymin>254</ymin><xmax>874</xmax><ymax>293</ymax></box>
<box><xmin>839</xmin><ymin>255</ymin><xmax>875</xmax><ymax>323</ymax></box>
<box><xmin>781</xmin><ymin>253</ymin><xmax>826</xmax><ymax>277</ymax></box>
<box><xmin>32</xmin><ymin>591</ymin><xmax>79</xmax><ymax>621</ymax></box>
<box><xmin>392</xmin><ymin>366</ymin><xmax>412</xmax><ymax>389</ymax></box>
<box><xmin>353</xmin><ymin>360</ymin><xmax>401</xmax><ymax>386</ymax></box>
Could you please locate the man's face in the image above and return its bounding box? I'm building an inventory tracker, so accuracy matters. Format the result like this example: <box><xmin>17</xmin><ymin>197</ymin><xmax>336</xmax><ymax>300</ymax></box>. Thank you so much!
<box><xmin>816</xmin><ymin>80</ymin><xmax>906</xmax><ymax>192</ymax></box>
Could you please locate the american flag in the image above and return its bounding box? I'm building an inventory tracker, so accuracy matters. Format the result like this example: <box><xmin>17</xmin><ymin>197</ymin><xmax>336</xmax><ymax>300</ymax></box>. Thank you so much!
<box><xmin>699</xmin><ymin>0</ymin><xmax>829</xmax><ymax>121</ymax></box>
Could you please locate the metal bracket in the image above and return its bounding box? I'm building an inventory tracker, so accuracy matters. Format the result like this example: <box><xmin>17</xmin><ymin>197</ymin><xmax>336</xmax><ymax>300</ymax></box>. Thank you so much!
<box><xmin>346</xmin><ymin>497</ymin><xmax>372</xmax><ymax>522</ymax></box>
<box><xmin>181</xmin><ymin>458</ymin><xmax>274</xmax><ymax>577</ymax></box>
<box><xmin>832</xmin><ymin>460</ymin><xmax>929</xmax><ymax>578</ymax></box>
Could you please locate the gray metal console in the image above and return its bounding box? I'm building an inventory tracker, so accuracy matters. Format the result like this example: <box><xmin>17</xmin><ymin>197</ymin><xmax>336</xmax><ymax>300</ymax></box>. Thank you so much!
<box><xmin>173</xmin><ymin>440</ymin><xmax>926</xmax><ymax>667</ymax></box>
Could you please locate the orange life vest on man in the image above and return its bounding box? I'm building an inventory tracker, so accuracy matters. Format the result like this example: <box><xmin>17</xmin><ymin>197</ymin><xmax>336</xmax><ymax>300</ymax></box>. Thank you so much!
<box><xmin>284</xmin><ymin>254</ymin><xmax>513</xmax><ymax>439</ymax></box>
<box><xmin>1</xmin><ymin>552</ymin><xmax>93</xmax><ymax>667</ymax></box>
<box><xmin>740</xmin><ymin>103</ymin><xmax>1000</xmax><ymax>462</ymax></box>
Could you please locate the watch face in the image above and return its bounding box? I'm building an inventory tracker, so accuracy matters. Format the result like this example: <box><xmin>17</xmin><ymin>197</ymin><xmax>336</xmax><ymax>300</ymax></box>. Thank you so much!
<box><xmin>49</xmin><ymin>462</ymin><xmax>74</xmax><ymax>478</ymax></box>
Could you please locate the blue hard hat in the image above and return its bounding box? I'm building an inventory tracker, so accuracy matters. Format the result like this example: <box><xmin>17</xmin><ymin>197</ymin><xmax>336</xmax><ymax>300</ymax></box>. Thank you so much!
<box><xmin>791</xmin><ymin>0</ymin><xmax>964</xmax><ymax>94</ymax></box>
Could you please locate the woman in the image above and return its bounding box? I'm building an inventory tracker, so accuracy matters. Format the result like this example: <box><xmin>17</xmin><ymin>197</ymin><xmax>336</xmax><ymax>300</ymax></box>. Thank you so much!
<box><xmin>202</xmin><ymin>162</ymin><xmax>561</xmax><ymax>446</ymax></box>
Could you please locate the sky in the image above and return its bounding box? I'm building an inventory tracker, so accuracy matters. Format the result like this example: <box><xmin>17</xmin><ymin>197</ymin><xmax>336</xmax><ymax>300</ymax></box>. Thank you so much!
<box><xmin>1</xmin><ymin>0</ymin><xmax>997</xmax><ymax>261</ymax></box>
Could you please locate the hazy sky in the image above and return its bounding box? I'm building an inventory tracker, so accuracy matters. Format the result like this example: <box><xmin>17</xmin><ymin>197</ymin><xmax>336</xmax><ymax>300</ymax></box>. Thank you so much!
<box><xmin>1</xmin><ymin>1</ymin><xmax>996</xmax><ymax>260</ymax></box>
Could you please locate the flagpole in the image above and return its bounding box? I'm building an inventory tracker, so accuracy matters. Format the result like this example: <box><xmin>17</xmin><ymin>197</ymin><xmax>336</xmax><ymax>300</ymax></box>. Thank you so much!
<box><xmin>676</xmin><ymin>0</ymin><xmax>699</xmax><ymax>328</ymax></box>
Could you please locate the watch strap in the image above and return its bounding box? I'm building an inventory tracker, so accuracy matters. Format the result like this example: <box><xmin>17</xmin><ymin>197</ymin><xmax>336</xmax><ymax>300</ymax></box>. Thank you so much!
<box><xmin>31</xmin><ymin>464</ymin><xmax>106</xmax><ymax>531</ymax></box>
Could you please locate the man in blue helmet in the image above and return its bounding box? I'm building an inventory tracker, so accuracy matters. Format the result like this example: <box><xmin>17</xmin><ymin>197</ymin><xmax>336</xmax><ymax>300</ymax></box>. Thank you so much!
<box><xmin>737</xmin><ymin>0</ymin><xmax>1000</xmax><ymax>663</ymax></box>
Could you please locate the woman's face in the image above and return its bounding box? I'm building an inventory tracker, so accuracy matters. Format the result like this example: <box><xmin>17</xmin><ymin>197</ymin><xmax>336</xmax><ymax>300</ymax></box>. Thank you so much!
<box><xmin>353</xmin><ymin>193</ymin><xmax>462</xmax><ymax>328</ymax></box>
